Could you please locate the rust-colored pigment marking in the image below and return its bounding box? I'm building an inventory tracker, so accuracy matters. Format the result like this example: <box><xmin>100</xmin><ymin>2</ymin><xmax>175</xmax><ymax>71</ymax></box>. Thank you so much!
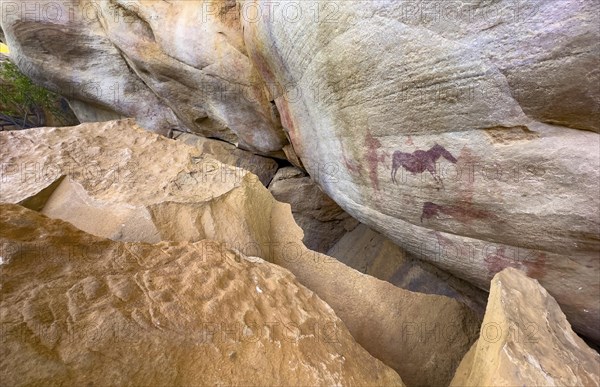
<box><xmin>364</xmin><ymin>132</ymin><xmax>387</xmax><ymax>191</ymax></box>
<box><xmin>420</xmin><ymin>202</ymin><xmax>493</xmax><ymax>223</ymax></box>
<box><xmin>391</xmin><ymin>144</ymin><xmax>457</xmax><ymax>186</ymax></box>
<box><xmin>484</xmin><ymin>247</ymin><xmax>547</xmax><ymax>279</ymax></box>
<box><xmin>527</xmin><ymin>252</ymin><xmax>547</xmax><ymax>279</ymax></box>
<box><xmin>275</xmin><ymin>98</ymin><xmax>296</xmax><ymax>140</ymax></box>
<box><xmin>342</xmin><ymin>148</ymin><xmax>362</xmax><ymax>177</ymax></box>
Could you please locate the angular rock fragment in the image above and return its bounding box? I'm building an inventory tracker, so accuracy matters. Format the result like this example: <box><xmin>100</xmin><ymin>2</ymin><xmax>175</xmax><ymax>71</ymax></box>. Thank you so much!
<box><xmin>451</xmin><ymin>268</ymin><xmax>600</xmax><ymax>387</ymax></box>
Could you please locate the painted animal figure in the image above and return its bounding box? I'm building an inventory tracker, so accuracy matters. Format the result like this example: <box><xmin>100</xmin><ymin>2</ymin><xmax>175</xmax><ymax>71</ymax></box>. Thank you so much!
<box><xmin>391</xmin><ymin>144</ymin><xmax>457</xmax><ymax>185</ymax></box>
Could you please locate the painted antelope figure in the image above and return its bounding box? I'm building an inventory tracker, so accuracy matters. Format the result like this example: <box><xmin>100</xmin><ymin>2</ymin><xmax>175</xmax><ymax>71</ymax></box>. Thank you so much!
<box><xmin>391</xmin><ymin>144</ymin><xmax>457</xmax><ymax>186</ymax></box>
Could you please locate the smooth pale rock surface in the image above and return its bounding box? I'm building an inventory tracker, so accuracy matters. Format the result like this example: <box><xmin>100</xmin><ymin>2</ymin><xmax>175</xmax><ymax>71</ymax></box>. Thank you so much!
<box><xmin>67</xmin><ymin>98</ymin><xmax>125</xmax><ymax>124</ymax></box>
<box><xmin>242</xmin><ymin>0</ymin><xmax>600</xmax><ymax>341</ymax></box>
<box><xmin>269</xmin><ymin>167</ymin><xmax>359</xmax><ymax>252</ymax></box>
<box><xmin>1</xmin><ymin>0</ymin><xmax>287</xmax><ymax>155</ymax></box>
<box><xmin>329</xmin><ymin>224</ymin><xmax>488</xmax><ymax>316</ymax></box>
<box><xmin>177</xmin><ymin>132</ymin><xmax>279</xmax><ymax>186</ymax></box>
<box><xmin>451</xmin><ymin>268</ymin><xmax>600</xmax><ymax>386</ymax></box>
<box><xmin>40</xmin><ymin>176</ymin><xmax>162</xmax><ymax>243</ymax></box>
<box><xmin>0</xmin><ymin>204</ymin><xmax>404</xmax><ymax>386</ymax></box>
<box><xmin>0</xmin><ymin>120</ymin><xmax>480</xmax><ymax>386</ymax></box>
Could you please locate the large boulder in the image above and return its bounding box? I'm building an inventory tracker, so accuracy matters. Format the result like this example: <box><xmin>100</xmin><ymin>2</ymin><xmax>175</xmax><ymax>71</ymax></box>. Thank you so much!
<box><xmin>269</xmin><ymin>166</ymin><xmax>359</xmax><ymax>252</ymax></box>
<box><xmin>0</xmin><ymin>120</ymin><xmax>480</xmax><ymax>386</ymax></box>
<box><xmin>0</xmin><ymin>0</ymin><xmax>287</xmax><ymax>155</ymax></box>
<box><xmin>0</xmin><ymin>203</ymin><xmax>404</xmax><ymax>386</ymax></box>
<box><xmin>451</xmin><ymin>268</ymin><xmax>600</xmax><ymax>386</ymax></box>
<box><xmin>241</xmin><ymin>0</ymin><xmax>600</xmax><ymax>341</ymax></box>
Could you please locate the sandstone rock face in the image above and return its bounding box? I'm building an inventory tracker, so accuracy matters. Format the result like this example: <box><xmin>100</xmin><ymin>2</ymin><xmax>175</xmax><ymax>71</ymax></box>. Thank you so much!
<box><xmin>1</xmin><ymin>0</ymin><xmax>287</xmax><ymax>155</ymax></box>
<box><xmin>4</xmin><ymin>1</ymin><xmax>598</xmax><ymax>343</ymax></box>
<box><xmin>177</xmin><ymin>132</ymin><xmax>279</xmax><ymax>186</ymax></box>
<box><xmin>0</xmin><ymin>204</ymin><xmax>403</xmax><ymax>386</ymax></box>
<box><xmin>329</xmin><ymin>224</ymin><xmax>488</xmax><ymax>316</ymax></box>
<box><xmin>451</xmin><ymin>268</ymin><xmax>600</xmax><ymax>386</ymax></box>
<box><xmin>0</xmin><ymin>120</ymin><xmax>480</xmax><ymax>386</ymax></box>
<box><xmin>242</xmin><ymin>0</ymin><xmax>600</xmax><ymax>341</ymax></box>
<box><xmin>269</xmin><ymin>166</ymin><xmax>359</xmax><ymax>252</ymax></box>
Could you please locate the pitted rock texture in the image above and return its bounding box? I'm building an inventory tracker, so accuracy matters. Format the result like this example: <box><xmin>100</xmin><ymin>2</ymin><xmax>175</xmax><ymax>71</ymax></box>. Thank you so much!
<box><xmin>0</xmin><ymin>204</ymin><xmax>404</xmax><ymax>386</ymax></box>
<box><xmin>451</xmin><ymin>268</ymin><xmax>600</xmax><ymax>387</ymax></box>
<box><xmin>241</xmin><ymin>0</ymin><xmax>600</xmax><ymax>341</ymax></box>
<box><xmin>0</xmin><ymin>120</ymin><xmax>480</xmax><ymax>386</ymax></box>
<box><xmin>0</xmin><ymin>119</ymin><xmax>248</xmax><ymax>210</ymax></box>
<box><xmin>269</xmin><ymin>166</ymin><xmax>359</xmax><ymax>252</ymax></box>
<box><xmin>1</xmin><ymin>0</ymin><xmax>287</xmax><ymax>155</ymax></box>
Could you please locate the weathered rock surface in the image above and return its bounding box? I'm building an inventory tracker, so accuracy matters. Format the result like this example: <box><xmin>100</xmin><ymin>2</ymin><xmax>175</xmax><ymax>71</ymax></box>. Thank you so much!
<box><xmin>242</xmin><ymin>0</ymin><xmax>600</xmax><ymax>341</ymax></box>
<box><xmin>177</xmin><ymin>132</ymin><xmax>279</xmax><ymax>186</ymax></box>
<box><xmin>274</xmin><ymin>233</ymin><xmax>480</xmax><ymax>387</ymax></box>
<box><xmin>269</xmin><ymin>166</ymin><xmax>359</xmax><ymax>252</ymax></box>
<box><xmin>1</xmin><ymin>0</ymin><xmax>287</xmax><ymax>155</ymax></box>
<box><xmin>329</xmin><ymin>224</ymin><xmax>488</xmax><ymax>316</ymax></box>
<box><xmin>0</xmin><ymin>120</ymin><xmax>480</xmax><ymax>386</ymax></box>
<box><xmin>0</xmin><ymin>203</ymin><xmax>404</xmax><ymax>386</ymax></box>
<box><xmin>0</xmin><ymin>119</ymin><xmax>245</xmax><ymax>211</ymax></box>
<box><xmin>451</xmin><ymin>268</ymin><xmax>600</xmax><ymax>386</ymax></box>
<box><xmin>4</xmin><ymin>1</ymin><xmax>598</xmax><ymax>343</ymax></box>
<box><xmin>39</xmin><ymin>176</ymin><xmax>162</xmax><ymax>243</ymax></box>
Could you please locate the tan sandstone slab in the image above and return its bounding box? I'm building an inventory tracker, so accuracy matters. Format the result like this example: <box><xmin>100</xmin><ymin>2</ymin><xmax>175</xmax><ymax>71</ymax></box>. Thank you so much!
<box><xmin>451</xmin><ymin>268</ymin><xmax>600</xmax><ymax>387</ymax></box>
<box><xmin>0</xmin><ymin>203</ymin><xmax>403</xmax><ymax>386</ymax></box>
<box><xmin>177</xmin><ymin>132</ymin><xmax>279</xmax><ymax>186</ymax></box>
<box><xmin>329</xmin><ymin>223</ymin><xmax>488</xmax><ymax>316</ymax></box>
